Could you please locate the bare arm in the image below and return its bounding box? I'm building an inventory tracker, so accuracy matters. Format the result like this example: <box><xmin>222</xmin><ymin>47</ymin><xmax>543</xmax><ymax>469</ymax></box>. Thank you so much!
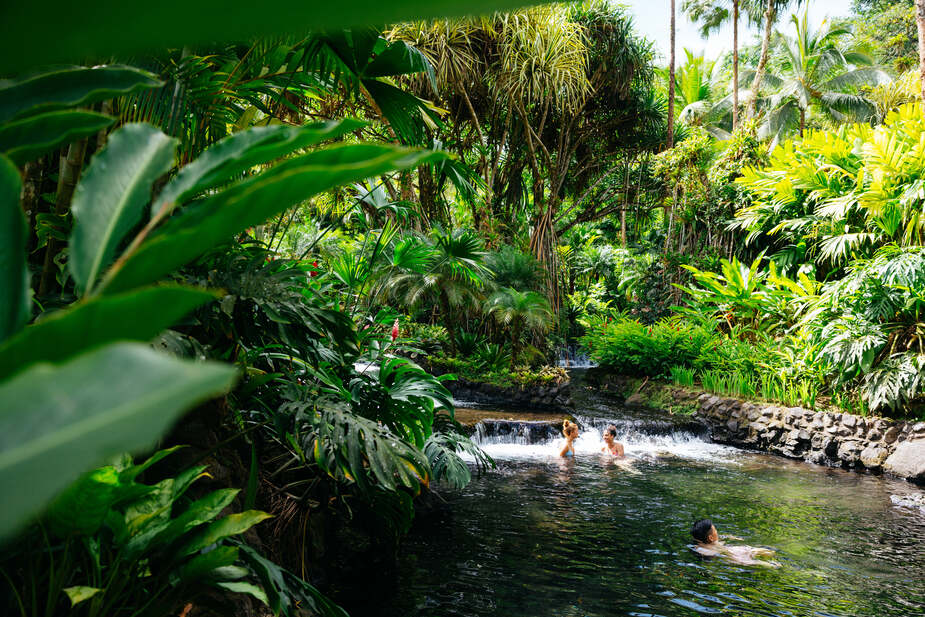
<box><xmin>560</xmin><ymin>439</ymin><xmax>573</xmax><ymax>457</ymax></box>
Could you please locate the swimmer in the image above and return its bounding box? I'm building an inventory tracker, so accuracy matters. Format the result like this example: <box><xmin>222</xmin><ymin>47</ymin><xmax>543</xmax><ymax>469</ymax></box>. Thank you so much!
<box><xmin>691</xmin><ymin>519</ymin><xmax>780</xmax><ymax>568</ymax></box>
<box><xmin>559</xmin><ymin>420</ymin><xmax>579</xmax><ymax>458</ymax></box>
<box><xmin>601</xmin><ymin>424</ymin><xmax>625</xmax><ymax>457</ymax></box>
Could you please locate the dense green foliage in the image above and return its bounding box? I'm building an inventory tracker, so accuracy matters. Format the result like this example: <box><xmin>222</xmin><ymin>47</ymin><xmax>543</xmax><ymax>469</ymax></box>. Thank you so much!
<box><xmin>2</xmin><ymin>0</ymin><xmax>925</xmax><ymax>615</ymax></box>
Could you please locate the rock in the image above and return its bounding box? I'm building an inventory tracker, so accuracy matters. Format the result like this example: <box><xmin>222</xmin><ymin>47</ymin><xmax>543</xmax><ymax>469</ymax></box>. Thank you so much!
<box><xmin>842</xmin><ymin>414</ymin><xmax>857</xmax><ymax>429</ymax></box>
<box><xmin>883</xmin><ymin>426</ymin><xmax>901</xmax><ymax>444</ymax></box>
<box><xmin>913</xmin><ymin>422</ymin><xmax>925</xmax><ymax>435</ymax></box>
<box><xmin>860</xmin><ymin>445</ymin><xmax>889</xmax><ymax>469</ymax></box>
<box><xmin>884</xmin><ymin>441</ymin><xmax>925</xmax><ymax>481</ymax></box>
<box><xmin>836</xmin><ymin>425</ymin><xmax>854</xmax><ymax>437</ymax></box>
<box><xmin>867</xmin><ymin>430</ymin><xmax>882</xmax><ymax>442</ymax></box>
<box><xmin>837</xmin><ymin>441</ymin><xmax>862</xmax><ymax>465</ymax></box>
<box><xmin>891</xmin><ymin>493</ymin><xmax>925</xmax><ymax>514</ymax></box>
<box><xmin>727</xmin><ymin>419</ymin><xmax>739</xmax><ymax>433</ymax></box>
<box><xmin>822</xmin><ymin>414</ymin><xmax>834</xmax><ymax>428</ymax></box>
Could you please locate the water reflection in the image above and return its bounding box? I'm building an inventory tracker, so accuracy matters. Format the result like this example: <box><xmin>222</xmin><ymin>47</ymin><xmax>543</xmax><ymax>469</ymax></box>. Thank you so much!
<box><xmin>380</xmin><ymin>450</ymin><xmax>925</xmax><ymax>617</ymax></box>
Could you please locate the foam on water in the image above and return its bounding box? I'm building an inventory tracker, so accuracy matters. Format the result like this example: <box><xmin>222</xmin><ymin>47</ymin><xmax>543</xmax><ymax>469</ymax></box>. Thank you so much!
<box><xmin>468</xmin><ymin>423</ymin><xmax>740</xmax><ymax>463</ymax></box>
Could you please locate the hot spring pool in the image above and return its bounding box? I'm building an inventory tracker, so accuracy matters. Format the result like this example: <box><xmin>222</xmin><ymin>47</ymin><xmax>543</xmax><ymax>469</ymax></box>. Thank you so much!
<box><xmin>376</xmin><ymin>410</ymin><xmax>925</xmax><ymax>617</ymax></box>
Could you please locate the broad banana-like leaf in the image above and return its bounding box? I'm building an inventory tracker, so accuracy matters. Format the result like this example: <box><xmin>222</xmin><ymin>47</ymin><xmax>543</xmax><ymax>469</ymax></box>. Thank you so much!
<box><xmin>0</xmin><ymin>110</ymin><xmax>114</xmax><ymax>166</ymax></box>
<box><xmin>0</xmin><ymin>65</ymin><xmax>161</xmax><ymax>123</ymax></box>
<box><xmin>0</xmin><ymin>342</ymin><xmax>237</xmax><ymax>539</ymax></box>
<box><xmin>0</xmin><ymin>154</ymin><xmax>28</xmax><ymax>343</ymax></box>
<box><xmin>153</xmin><ymin>119</ymin><xmax>364</xmax><ymax>215</ymax></box>
<box><xmin>101</xmin><ymin>144</ymin><xmax>446</xmax><ymax>294</ymax></box>
<box><xmin>0</xmin><ymin>1</ymin><xmax>534</xmax><ymax>73</ymax></box>
<box><xmin>70</xmin><ymin>123</ymin><xmax>177</xmax><ymax>294</ymax></box>
<box><xmin>0</xmin><ymin>285</ymin><xmax>217</xmax><ymax>381</ymax></box>
<box><xmin>214</xmin><ymin>582</ymin><xmax>269</xmax><ymax>607</ymax></box>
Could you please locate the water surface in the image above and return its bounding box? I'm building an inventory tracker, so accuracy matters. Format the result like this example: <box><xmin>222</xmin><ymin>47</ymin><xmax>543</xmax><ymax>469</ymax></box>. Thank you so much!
<box><xmin>380</xmin><ymin>410</ymin><xmax>925</xmax><ymax>617</ymax></box>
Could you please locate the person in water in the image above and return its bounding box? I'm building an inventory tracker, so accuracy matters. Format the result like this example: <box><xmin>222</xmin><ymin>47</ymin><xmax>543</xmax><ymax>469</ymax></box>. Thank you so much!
<box><xmin>559</xmin><ymin>420</ymin><xmax>579</xmax><ymax>458</ymax></box>
<box><xmin>601</xmin><ymin>424</ymin><xmax>625</xmax><ymax>457</ymax></box>
<box><xmin>691</xmin><ymin>519</ymin><xmax>780</xmax><ymax>567</ymax></box>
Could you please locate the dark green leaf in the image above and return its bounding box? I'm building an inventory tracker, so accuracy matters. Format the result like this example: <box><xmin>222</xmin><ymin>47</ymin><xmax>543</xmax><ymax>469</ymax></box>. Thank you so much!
<box><xmin>0</xmin><ymin>65</ymin><xmax>162</xmax><ymax>123</ymax></box>
<box><xmin>154</xmin><ymin>120</ymin><xmax>364</xmax><ymax>215</ymax></box>
<box><xmin>0</xmin><ymin>111</ymin><xmax>114</xmax><ymax>166</ymax></box>
<box><xmin>70</xmin><ymin>123</ymin><xmax>177</xmax><ymax>294</ymax></box>
<box><xmin>0</xmin><ymin>2</ymin><xmax>534</xmax><ymax>73</ymax></box>
<box><xmin>102</xmin><ymin>144</ymin><xmax>446</xmax><ymax>294</ymax></box>
<box><xmin>0</xmin><ymin>154</ymin><xmax>28</xmax><ymax>343</ymax></box>
<box><xmin>178</xmin><ymin>510</ymin><xmax>274</xmax><ymax>556</ymax></box>
<box><xmin>0</xmin><ymin>342</ymin><xmax>237</xmax><ymax>539</ymax></box>
<box><xmin>175</xmin><ymin>546</ymin><xmax>239</xmax><ymax>581</ymax></box>
<box><xmin>0</xmin><ymin>285</ymin><xmax>218</xmax><ymax>381</ymax></box>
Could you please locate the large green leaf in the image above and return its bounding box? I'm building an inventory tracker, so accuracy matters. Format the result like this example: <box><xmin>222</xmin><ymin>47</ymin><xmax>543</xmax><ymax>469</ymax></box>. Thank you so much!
<box><xmin>123</xmin><ymin>488</ymin><xmax>239</xmax><ymax>557</ymax></box>
<box><xmin>178</xmin><ymin>510</ymin><xmax>274</xmax><ymax>556</ymax></box>
<box><xmin>0</xmin><ymin>342</ymin><xmax>237</xmax><ymax>539</ymax></box>
<box><xmin>0</xmin><ymin>285</ymin><xmax>217</xmax><ymax>381</ymax></box>
<box><xmin>70</xmin><ymin>123</ymin><xmax>177</xmax><ymax>294</ymax></box>
<box><xmin>0</xmin><ymin>2</ymin><xmax>533</xmax><ymax>73</ymax></box>
<box><xmin>101</xmin><ymin>144</ymin><xmax>446</xmax><ymax>294</ymax></box>
<box><xmin>175</xmin><ymin>546</ymin><xmax>239</xmax><ymax>581</ymax></box>
<box><xmin>0</xmin><ymin>65</ymin><xmax>162</xmax><ymax>123</ymax></box>
<box><xmin>0</xmin><ymin>154</ymin><xmax>28</xmax><ymax>343</ymax></box>
<box><xmin>0</xmin><ymin>111</ymin><xmax>114</xmax><ymax>166</ymax></box>
<box><xmin>154</xmin><ymin>119</ymin><xmax>364</xmax><ymax>215</ymax></box>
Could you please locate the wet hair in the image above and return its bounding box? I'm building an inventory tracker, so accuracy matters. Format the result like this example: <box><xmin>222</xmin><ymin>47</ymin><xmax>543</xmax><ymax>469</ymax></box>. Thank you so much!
<box><xmin>603</xmin><ymin>424</ymin><xmax>617</xmax><ymax>438</ymax></box>
<box><xmin>562</xmin><ymin>420</ymin><xmax>578</xmax><ymax>438</ymax></box>
<box><xmin>692</xmin><ymin>519</ymin><xmax>714</xmax><ymax>543</ymax></box>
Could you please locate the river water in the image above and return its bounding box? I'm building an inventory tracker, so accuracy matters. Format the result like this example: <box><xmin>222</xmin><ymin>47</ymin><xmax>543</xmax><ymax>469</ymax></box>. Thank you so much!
<box><xmin>377</xmin><ymin>400</ymin><xmax>925</xmax><ymax>617</ymax></box>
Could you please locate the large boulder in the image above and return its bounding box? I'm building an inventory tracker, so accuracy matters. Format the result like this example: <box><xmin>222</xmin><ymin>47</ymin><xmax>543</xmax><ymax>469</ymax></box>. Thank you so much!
<box><xmin>883</xmin><ymin>440</ymin><xmax>925</xmax><ymax>482</ymax></box>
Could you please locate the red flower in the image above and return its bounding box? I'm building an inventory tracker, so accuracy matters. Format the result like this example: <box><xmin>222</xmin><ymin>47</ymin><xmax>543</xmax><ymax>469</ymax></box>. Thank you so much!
<box><xmin>313</xmin><ymin>261</ymin><xmax>318</xmax><ymax>267</ymax></box>
<box><xmin>310</xmin><ymin>270</ymin><xmax>318</xmax><ymax>277</ymax></box>
<box><xmin>391</xmin><ymin>318</ymin><xmax>400</xmax><ymax>342</ymax></box>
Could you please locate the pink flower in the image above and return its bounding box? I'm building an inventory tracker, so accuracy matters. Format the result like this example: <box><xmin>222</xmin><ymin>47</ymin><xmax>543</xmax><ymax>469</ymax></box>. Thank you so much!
<box><xmin>391</xmin><ymin>319</ymin><xmax>400</xmax><ymax>342</ymax></box>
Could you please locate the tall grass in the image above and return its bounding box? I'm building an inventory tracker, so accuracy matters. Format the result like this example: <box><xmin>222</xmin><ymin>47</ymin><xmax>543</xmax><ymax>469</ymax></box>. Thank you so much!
<box><xmin>670</xmin><ymin>365</ymin><xmax>696</xmax><ymax>387</ymax></box>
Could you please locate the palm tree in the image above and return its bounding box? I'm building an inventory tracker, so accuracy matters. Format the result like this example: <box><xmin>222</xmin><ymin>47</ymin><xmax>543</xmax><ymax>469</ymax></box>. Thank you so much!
<box><xmin>486</xmin><ymin>287</ymin><xmax>553</xmax><ymax>368</ymax></box>
<box><xmin>669</xmin><ymin>0</ymin><xmax>677</xmax><ymax>148</ymax></box>
<box><xmin>748</xmin><ymin>0</ymin><xmax>803</xmax><ymax>118</ymax></box>
<box><xmin>752</xmin><ymin>9</ymin><xmax>890</xmax><ymax>144</ymax></box>
<box><xmin>382</xmin><ymin>227</ymin><xmax>490</xmax><ymax>355</ymax></box>
<box><xmin>683</xmin><ymin>0</ymin><xmax>744</xmax><ymax>129</ymax></box>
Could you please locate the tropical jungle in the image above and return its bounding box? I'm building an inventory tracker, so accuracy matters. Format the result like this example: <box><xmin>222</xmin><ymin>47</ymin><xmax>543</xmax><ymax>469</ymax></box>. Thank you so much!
<box><xmin>1</xmin><ymin>0</ymin><xmax>925</xmax><ymax>616</ymax></box>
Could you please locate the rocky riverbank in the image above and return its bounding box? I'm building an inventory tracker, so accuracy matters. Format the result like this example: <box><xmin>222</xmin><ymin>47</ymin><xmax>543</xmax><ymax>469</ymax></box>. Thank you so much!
<box><xmin>448</xmin><ymin>377</ymin><xmax>573</xmax><ymax>410</ymax></box>
<box><xmin>695</xmin><ymin>393</ymin><xmax>925</xmax><ymax>483</ymax></box>
<box><xmin>591</xmin><ymin>370</ymin><xmax>925</xmax><ymax>484</ymax></box>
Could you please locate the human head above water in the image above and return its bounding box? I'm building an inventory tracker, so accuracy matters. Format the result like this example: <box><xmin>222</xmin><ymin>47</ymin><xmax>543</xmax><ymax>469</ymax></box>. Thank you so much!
<box><xmin>603</xmin><ymin>424</ymin><xmax>617</xmax><ymax>439</ymax></box>
<box><xmin>692</xmin><ymin>519</ymin><xmax>718</xmax><ymax>543</ymax></box>
<box><xmin>563</xmin><ymin>420</ymin><xmax>578</xmax><ymax>438</ymax></box>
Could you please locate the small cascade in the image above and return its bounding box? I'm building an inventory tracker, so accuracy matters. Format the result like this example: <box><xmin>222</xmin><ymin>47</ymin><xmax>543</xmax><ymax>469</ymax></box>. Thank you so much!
<box><xmin>556</xmin><ymin>345</ymin><xmax>597</xmax><ymax>368</ymax></box>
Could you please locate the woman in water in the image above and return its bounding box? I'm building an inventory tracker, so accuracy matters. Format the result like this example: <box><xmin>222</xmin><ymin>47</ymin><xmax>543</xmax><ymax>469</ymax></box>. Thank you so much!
<box><xmin>601</xmin><ymin>424</ymin><xmax>625</xmax><ymax>457</ymax></box>
<box><xmin>559</xmin><ymin>420</ymin><xmax>579</xmax><ymax>458</ymax></box>
<box><xmin>691</xmin><ymin>519</ymin><xmax>780</xmax><ymax>567</ymax></box>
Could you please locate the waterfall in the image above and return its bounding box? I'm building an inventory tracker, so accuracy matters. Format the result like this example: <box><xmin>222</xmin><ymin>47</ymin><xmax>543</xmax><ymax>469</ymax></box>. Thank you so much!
<box><xmin>555</xmin><ymin>345</ymin><xmax>597</xmax><ymax>368</ymax></box>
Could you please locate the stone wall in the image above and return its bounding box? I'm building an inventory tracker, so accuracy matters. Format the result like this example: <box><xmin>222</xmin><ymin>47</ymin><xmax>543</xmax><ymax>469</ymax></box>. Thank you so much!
<box><xmin>695</xmin><ymin>393</ymin><xmax>925</xmax><ymax>484</ymax></box>
<box><xmin>448</xmin><ymin>377</ymin><xmax>572</xmax><ymax>410</ymax></box>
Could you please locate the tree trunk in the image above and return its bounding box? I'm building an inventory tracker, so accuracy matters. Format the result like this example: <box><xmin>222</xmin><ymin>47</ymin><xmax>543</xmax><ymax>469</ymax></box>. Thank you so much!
<box><xmin>668</xmin><ymin>0</ymin><xmax>676</xmax><ymax>148</ymax></box>
<box><xmin>732</xmin><ymin>0</ymin><xmax>740</xmax><ymax>130</ymax></box>
<box><xmin>38</xmin><ymin>139</ymin><xmax>88</xmax><ymax>297</ymax></box>
<box><xmin>799</xmin><ymin>108</ymin><xmax>806</xmax><ymax>137</ymax></box>
<box><xmin>917</xmin><ymin>0</ymin><xmax>925</xmax><ymax>102</ymax></box>
<box><xmin>749</xmin><ymin>0</ymin><xmax>776</xmax><ymax>118</ymax></box>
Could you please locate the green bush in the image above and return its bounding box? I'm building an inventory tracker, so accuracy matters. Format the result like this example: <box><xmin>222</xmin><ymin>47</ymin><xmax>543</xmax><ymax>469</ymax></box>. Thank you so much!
<box><xmin>580</xmin><ymin>317</ymin><xmax>717</xmax><ymax>378</ymax></box>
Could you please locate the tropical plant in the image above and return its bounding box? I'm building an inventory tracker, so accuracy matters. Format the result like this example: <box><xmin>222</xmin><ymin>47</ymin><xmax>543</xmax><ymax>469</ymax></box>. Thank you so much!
<box><xmin>0</xmin><ymin>447</ymin><xmax>339</xmax><ymax>617</ymax></box>
<box><xmin>749</xmin><ymin>9</ymin><xmax>890</xmax><ymax>144</ymax></box>
<box><xmin>486</xmin><ymin>288</ymin><xmax>554</xmax><ymax>368</ymax></box>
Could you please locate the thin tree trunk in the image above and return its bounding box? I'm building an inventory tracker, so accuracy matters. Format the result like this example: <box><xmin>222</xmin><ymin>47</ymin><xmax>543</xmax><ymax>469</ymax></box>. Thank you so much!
<box><xmin>749</xmin><ymin>0</ymin><xmax>776</xmax><ymax>118</ymax></box>
<box><xmin>510</xmin><ymin>324</ymin><xmax>520</xmax><ymax>370</ymax></box>
<box><xmin>799</xmin><ymin>108</ymin><xmax>805</xmax><ymax>137</ymax></box>
<box><xmin>917</xmin><ymin>0</ymin><xmax>925</xmax><ymax>102</ymax></box>
<box><xmin>668</xmin><ymin>0</ymin><xmax>676</xmax><ymax>148</ymax></box>
<box><xmin>38</xmin><ymin>139</ymin><xmax>88</xmax><ymax>296</ymax></box>
<box><xmin>732</xmin><ymin>0</ymin><xmax>740</xmax><ymax>130</ymax></box>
